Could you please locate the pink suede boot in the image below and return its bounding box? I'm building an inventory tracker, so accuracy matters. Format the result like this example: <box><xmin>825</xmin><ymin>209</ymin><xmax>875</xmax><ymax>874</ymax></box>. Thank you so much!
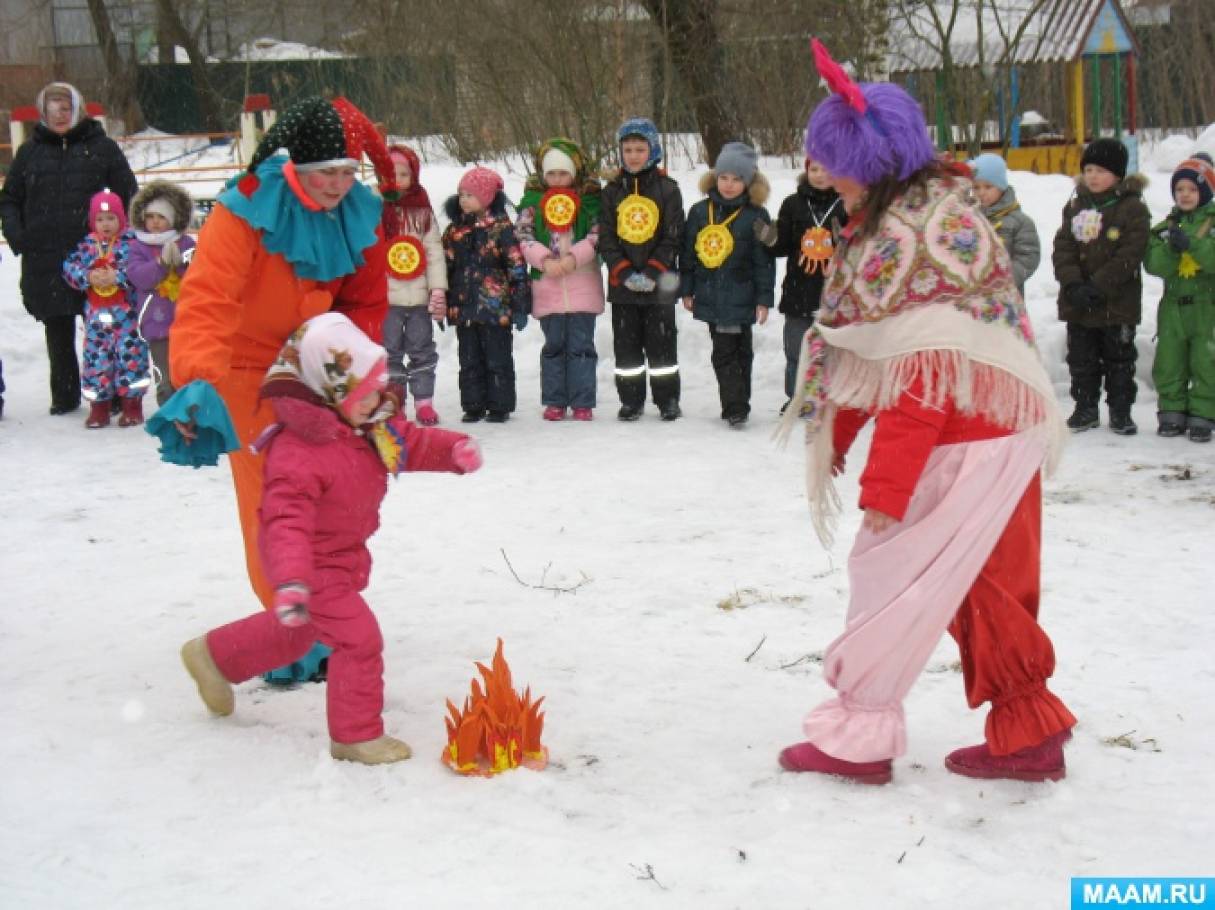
<box><xmin>778</xmin><ymin>741</ymin><xmax>893</xmax><ymax>785</ymax></box>
<box><xmin>571</xmin><ymin>407</ymin><xmax>593</xmax><ymax>421</ymax></box>
<box><xmin>543</xmin><ymin>406</ymin><xmax>566</xmax><ymax>421</ymax></box>
<box><xmin>944</xmin><ymin>729</ymin><xmax>1070</xmax><ymax>782</ymax></box>
<box><xmin>415</xmin><ymin>400</ymin><xmax>440</xmax><ymax>426</ymax></box>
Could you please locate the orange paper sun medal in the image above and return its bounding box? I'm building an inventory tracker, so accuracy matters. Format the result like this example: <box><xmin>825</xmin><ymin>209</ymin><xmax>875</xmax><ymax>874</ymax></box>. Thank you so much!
<box><xmin>541</xmin><ymin>188</ymin><xmax>580</xmax><ymax>232</ymax></box>
<box><xmin>798</xmin><ymin>225</ymin><xmax>834</xmax><ymax>275</ymax></box>
<box><xmin>617</xmin><ymin>192</ymin><xmax>659</xmax><ymax>244</ymax></box>
<box><xmin>386</xmin><ymin>235</ymin><xmax>426</xmax><ymax>280</ymax></box>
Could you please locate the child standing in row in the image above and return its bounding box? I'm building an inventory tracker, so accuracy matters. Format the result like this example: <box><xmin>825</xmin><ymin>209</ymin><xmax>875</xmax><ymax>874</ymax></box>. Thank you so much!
<box><xmin>127</xmin><ymin>180</ymin><xmax>195</xmax><ymax>406</ymax></box>
<box><xmin>970</xmin><ymin>153</ymin><xmax>1040</xmax><ymax>298</ymax></box>
<box><xmin>442</xmin><ymin>166</ymin><xmax>531</xmax><ymax>423</ymax></box>
<box><xmin>382</xmin><ymin>145</ymin><xmax>447</xmax><ymax>426</ymax></box>
<box><xmin>1051</xmin><ymin>138</ymin><xmax>1150</xmax><ymax>434</ymax></box>
<box><xmin>181</xmin><ymin>312</ymin><xmax>482</xmax><ymax>765</ymax></box>
<box><xmin>681</xmin><ymin>141</ymin><xmax>775</xmax><ymax>427</ymax></box>
<box><xmin>1144</xmin><ymin>153</ymin><xmax>1215</xmax><ymax>443</ymax></box>
<box><xmin>517</xmin><ymin>138</ymin><xmax>605</xmax><ymax>421</ymax></box>
<box><xmin>756</xmin><ymin>154</ymin><xmax>844</xmax><ymax>411</ymax></box>
<box><xmin>62</xmin><ymin>189</ymin><xmax>150</xmax><ymax>428</ymax></box>
<box><xmin>599</xmin><ymin>118</ymin><xmax>685</xmax><ymax>421</ymax></box>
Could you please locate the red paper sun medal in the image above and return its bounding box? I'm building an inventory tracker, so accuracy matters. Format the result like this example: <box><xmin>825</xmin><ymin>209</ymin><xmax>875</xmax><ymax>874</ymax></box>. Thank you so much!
<box><xmin>386</xmin><ymin>235</ymin><xmax>426</xmax><ymax>280</ymax></box>
<box><xmin>541</xmin><ymin>188</ymin><xmax>580</xmax><ymax>232</ymax></box>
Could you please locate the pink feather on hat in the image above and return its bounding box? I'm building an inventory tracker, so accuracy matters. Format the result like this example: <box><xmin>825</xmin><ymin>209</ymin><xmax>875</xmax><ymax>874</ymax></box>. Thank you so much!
<box><xmin>811</xmin><ymin>38</ymin><xmax>867</xmax><ymax>115</ymax></box>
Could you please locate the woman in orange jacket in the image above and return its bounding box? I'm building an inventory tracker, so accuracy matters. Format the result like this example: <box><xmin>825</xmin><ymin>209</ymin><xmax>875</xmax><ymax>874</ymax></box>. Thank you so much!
<box><xmin>169</xmin><ymin>96</ymin><xmax>395</xmax><ymax>609</ymax></box>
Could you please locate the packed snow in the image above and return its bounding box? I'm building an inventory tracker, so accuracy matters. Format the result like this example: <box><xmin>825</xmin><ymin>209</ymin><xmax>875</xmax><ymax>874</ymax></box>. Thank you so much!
<box><xmin>1</xmin><ymin>135</ymin><xmax>1213</xmax><ymax>909</ymax></box>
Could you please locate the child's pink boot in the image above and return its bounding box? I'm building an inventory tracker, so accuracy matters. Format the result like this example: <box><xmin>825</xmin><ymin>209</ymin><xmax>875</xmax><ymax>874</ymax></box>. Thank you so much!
<box><xmin>415</xmin><ymin>400</ymin><xmax>440</xmax><ymax>426</ymax></box>
<box><xmin>85</xmin><ymin>400</ymin><xmax>110</xmax><ymax>428</ymax></box>
<box><xmin>778</xmin><ymin>741</ymin><xmax>893</xmax><ymax>785</ymax></box>
<box><xmin>117</xmin><ymin>396</ymin><xmax>144</xmax><ymax>427</ymax></box>
<box><xmin>571</xmin><ymin>407</ymin><xmax>593</xmax><ymax>421</ymax></box>
<box><xmin>944</xmin><ymin>729</ymin><xmax>1070</xmax><ymax>782</ymax></box>
<box><xmin>543</xmin><ymin>405</ymin><xmax>566</xmax><ymax>421</ymax></box>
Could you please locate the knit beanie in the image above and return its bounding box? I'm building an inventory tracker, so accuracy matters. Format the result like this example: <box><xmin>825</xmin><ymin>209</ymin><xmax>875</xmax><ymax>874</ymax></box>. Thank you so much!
<box><xmin>1079</xmin><ymin>138</ymin><xmax>1128</xmax><ymax>180</ymax></box>
<box><xmin>616</xmin><ymin>117</ymin><xmax>663</xmax><ymax>171</ymax></box>
<box><xmin>542</xmin><ymin>147</ymin><xmax>578</xmax><ymax>177</ymax></box>
<box><xmin>970</xmin><ymin>153</ymin><xmax>1009</xmax><ymax>190</ymax></box>
<box><xmin>458</xmin><ymin>166</ymin><xmax>504</xmax><ymax>208</ymax></box>
<box><xmin>714</xmin><ymin>141</ymin><xmax>758</xmax><ymax>186</ymax></box>
<box><xmin>1171</xmin><ymin>156</ymin><xmax>1215</xmax><ymax>207</ymax></box>
<box><xmin>805</xmin><ymin>40</ymin><xmax>937</xmax><ymax>187</ymax></box>
<box><xmin>88</xmin><ymin>189</ymin><xmax>127</xmax><ymax>233</ymax></box>
<box><xmin>238</xmin><ymin>96</ymin><xmax>396</xmax><ymax>199</ymax></box>
<box><xmin>142</xmin><ymin>196</ymin><xmax>177</xmax><ymax>224</ymax></box>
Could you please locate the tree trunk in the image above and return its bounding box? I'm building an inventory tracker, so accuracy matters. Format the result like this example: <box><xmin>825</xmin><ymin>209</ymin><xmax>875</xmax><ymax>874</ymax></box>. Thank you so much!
<box><xmin>85</xmin><ymin>0</ymin><xmax>144</xmax><ymax>131</ymax></box>
<box><xmin>154</xmin><ymin>0</ymin><xmax>226</xmax><ymax>133</ymax></box>
<box><xmin>639</xmin><ymin>0</ymin><xmax>745</xmax><ymax>161</ymax></box>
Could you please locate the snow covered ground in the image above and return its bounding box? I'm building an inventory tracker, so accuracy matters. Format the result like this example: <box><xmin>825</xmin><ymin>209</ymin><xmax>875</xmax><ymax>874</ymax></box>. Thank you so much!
<box><xmin>1</xmin><ymin>141</ymin><xmax>1213</xmax><ymax>909</ymax></box>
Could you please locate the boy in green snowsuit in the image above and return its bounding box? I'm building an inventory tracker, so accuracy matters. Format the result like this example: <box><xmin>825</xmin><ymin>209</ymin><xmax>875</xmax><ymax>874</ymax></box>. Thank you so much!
<box><xmin>1144</xmin><ymin>153</ymin><xmax>1215</xmax><ymax>443</ymax></box>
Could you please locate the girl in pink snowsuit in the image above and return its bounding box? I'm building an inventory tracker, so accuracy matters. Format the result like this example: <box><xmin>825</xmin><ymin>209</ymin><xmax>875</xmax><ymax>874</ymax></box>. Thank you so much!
<box><xmin>775</xmin><ymin>42</ymin><xmax>1076</xmax><ymax>785</ymax></box>
<box><xmin>181</xmin><ymin>312</ymin><xmax>482</xmax><ymax>765</ymax></box>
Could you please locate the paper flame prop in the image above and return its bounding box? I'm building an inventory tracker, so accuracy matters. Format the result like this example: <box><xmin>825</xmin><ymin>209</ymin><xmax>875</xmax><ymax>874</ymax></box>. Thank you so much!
<box><xmin>442</xmin><ymin>639</ymin><xmax>547</xmax><ymax>776</ymax></box>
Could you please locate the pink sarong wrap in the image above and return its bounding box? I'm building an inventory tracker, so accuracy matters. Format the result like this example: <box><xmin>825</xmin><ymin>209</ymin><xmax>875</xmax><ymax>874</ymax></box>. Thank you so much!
<box><xmin>801</xmin><ymin>431</ymin><xmax>1045</xmax><ymax>763</ymax></box>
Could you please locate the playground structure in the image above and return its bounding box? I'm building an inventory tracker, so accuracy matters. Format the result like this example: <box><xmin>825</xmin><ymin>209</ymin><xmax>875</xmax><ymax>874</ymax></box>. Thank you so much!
<box><xmin>889</xmin><ymin>0</ymin><xmax>1142</xmax><ymax>175</ymax></box>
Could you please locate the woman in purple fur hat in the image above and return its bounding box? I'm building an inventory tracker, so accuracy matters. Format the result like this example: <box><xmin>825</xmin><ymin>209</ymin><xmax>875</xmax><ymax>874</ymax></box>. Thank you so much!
<box><xmin>775</xmin><ymin>40</ymin><xmax>1075</xmax><ymax>786</ymax></box>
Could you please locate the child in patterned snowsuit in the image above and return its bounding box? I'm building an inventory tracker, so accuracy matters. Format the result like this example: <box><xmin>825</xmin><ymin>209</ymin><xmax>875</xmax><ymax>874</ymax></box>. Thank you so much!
<box><xmin>180</xmin><ymin>312</ymin><xmax>482</xmax><ymax>765</ymax></box>
<box><xmin>62</xmin><ymin>188</ymin><xmax>150</xmax><ymax>427</ymax></box>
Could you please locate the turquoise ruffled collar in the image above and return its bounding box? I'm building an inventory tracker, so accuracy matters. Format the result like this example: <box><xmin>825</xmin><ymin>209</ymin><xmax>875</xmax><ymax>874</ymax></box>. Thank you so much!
<box><xmin>218</xmin><ymin>155</ymin><xmax>382</xmax><ymax>281</ymax></box>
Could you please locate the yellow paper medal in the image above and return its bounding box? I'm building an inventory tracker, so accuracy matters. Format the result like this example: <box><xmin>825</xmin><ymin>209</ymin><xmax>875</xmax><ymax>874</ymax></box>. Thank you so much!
<box><xmin>617</xmin><ymin>190</ymin><xmax>659</xmax><ymax>244</ymax></box>
<box><xmin>386</xmin><ymin>235</ymin><xmax>426</xmax><ymax>280</ymax></box>
<box><xmin>694</xmin><ymin>201</ymin><xmax>741</xmax><ymax>269</ymax></box>
<box><xmin>542</xmin><ymin>189</ymin><xmax>579</xmax><ymax>231</ymax></box>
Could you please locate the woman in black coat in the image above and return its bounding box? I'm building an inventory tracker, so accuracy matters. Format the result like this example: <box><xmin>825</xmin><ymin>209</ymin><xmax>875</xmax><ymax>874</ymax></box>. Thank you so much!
<box><xmin>0</xmin><ymin>82</ymin><xmax>138</xmax><ymax>414</ymax></box>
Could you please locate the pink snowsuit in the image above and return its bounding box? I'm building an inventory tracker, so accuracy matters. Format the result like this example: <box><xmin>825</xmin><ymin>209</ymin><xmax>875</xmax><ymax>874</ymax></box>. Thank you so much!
<box><xmin>205</xmin><ymin>395</ymin><xmax>470</xmax><ymax>744</ymax></box>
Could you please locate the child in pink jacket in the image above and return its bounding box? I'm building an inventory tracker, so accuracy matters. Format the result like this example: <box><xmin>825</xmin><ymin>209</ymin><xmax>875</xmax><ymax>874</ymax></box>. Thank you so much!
<box><xmin>180</xmin><ymin>312</ymin><xmax>482</xmax><ymax>765</ymax></box>
<box><xmin>516</xmin><ymin>138</ymin><xmax>605</xmax><ymax>420</ymax></box>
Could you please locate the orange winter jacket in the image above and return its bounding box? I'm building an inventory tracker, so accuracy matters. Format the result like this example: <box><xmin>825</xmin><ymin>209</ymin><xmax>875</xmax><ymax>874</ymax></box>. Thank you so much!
<box><xmin>170</xmin><ymin>203</ymin><xmax>388</xmax><ymax>391</ymax></box>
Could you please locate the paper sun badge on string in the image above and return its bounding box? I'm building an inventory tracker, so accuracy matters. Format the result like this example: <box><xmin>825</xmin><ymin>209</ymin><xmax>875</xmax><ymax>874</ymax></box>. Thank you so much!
<box><xmin>386</xmin><ymin>235</ymin><xmax>426</xmax><ymax>280</ymax></box>
<box><xmin>798</xmin><ymin>226</ymin><xmax>835</xmax><ymax>274</ymax></box>
<box><xmin>1178</xmin><ymin>251</ymin><xmax>1201</xmax><ymax>279</ymax></box>
<box><xmin>695</xmin><ymin>202</ymin><xmax>741</xmax><ymax>269</ymax></box>
<box><xmin>541</xmin><ymin>188</ymin><xmax>580</xmax><ymax>232</ymax></box>
<box><xmin>617</xmin><ymin>188</ymin><xmax>660</xmax><ymax>244</ymax></box>
<box><xmin>88</xmin><ymin>252</ymin><xmax>120</xmax><ymax>304</ymax></box>
<box><xmin>442</xmin><ymin>639</ymin><xmax>547</xmax><ymax>777</ymax></box>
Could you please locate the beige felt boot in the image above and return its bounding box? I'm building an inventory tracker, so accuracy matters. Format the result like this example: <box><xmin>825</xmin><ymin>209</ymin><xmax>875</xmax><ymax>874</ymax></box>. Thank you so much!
<box><xmin>181</xmin><ymin>637</ymin><xmax>234</xmax><ymax>716</ymax></box>
<box><xmin>330</xmin><ymin>735</ymin><xmax>413</xmax><ymax>765</ymax></box>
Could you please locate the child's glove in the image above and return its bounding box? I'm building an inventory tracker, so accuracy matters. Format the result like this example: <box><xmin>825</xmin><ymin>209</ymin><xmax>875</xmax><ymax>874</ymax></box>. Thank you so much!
<box><xmin>427</xmin><ymin>288</ymin><xmax>447</xmax><ymax>318</ymax></box>
<box><xmin>752</xmin><ymin>219</ymin><xmax>779</xmax><ymax>248</ymax></box>
<box><xmin>624</xmin><ymin>272</ymin><xmax>657</xmax><ymax>294</ymax></box>
<box><xmin>1167</xmin><ymin>226</ymin><xmax>1190</xmax><ymax>252</ymax></box>
<box><xmin>1065</xmin><ymin>282</ymin><xmax>1104</xmax><ymax>311</ymax></box>
<box><xmin>273</xmin><ymin>583</ymin><xmax>311</xmax><ymax>627</ymax></box>
<box><xmin>451</xmin><ymin>438</ymin><xmax>483</xmax><ymax>474</ymax></box>
<box><xmin>160</xmin><ymin>240</ymin><xmax>182</xmax><ymax>268</ymax></box>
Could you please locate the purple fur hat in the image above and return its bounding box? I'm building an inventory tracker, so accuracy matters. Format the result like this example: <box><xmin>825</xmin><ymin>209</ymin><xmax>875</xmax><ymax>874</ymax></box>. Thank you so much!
<box><xmin>805</xmin><ymin>40</ymin><xmax>937</xmax><ymax>186</ymax></box>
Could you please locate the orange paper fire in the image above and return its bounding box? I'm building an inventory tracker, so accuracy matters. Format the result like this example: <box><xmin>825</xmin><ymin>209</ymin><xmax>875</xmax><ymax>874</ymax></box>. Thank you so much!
<box><xmin>442</xmin><ymin>639</ymin><xmax>547</xmax><ymax>776</ymax></box>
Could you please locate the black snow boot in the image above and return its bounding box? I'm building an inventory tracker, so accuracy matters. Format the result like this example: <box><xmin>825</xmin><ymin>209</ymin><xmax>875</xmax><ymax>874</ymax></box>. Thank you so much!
<box><xmin>1109</xmin><ymin>408</ymin><xmax>1137</xmax><ymax>436</ymax></box>
<box><xmin>1157</xmin><ymin>411</ymin><xmax>1187</xmax><ymax>437</ymax></box>
<box><xmin>659</xmin><ymin>401</ymin><xmax>682</xmax><ymax>421</ymax></box>
<box><xmin>618</xmin><ymin>403</ymin><xmax>643</xmax><ymax>421</ymax></box>
<box><xmin>1189</xmin><ymin>417</ymin><xmax>1213</xmax><ymax>443</ymax></box>
<box><xmin>1066</xmin><ymin>403</ymin><xmax>1099</xmax><ymax>431</ymax></box>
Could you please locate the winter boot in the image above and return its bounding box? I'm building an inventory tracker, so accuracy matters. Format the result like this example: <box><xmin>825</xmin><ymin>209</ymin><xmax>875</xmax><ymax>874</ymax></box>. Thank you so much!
<box><xmin>543</xmin><ymin>405</ymin><xmax>566</xmax><ymax>421</ymax></box>
<box><xmin>181</xmin><ymin>637</ymin><xmax>234</xmax><ymax>716</ymax></box>
<box><xmin>1108</xmin><ymin>407</ymin><xmax>1137</xmax><ymax>436</ymax></box>
<box><xmin>726</xmin><ymin>413</ymin><xmax>748</xmax><ymax>429</ymax></box>
<box><xmin>117</xmin><ymin>396</ymin><xmax>144</xmax><ymax>427</ymax></box>
<box><xmin>461</xmin><ymin>409</ymin><xmax>485</xmax><ymax>423</ymax></box>
<box><xmin>618</xmin><ymin>403</ymin><xmax>643</xmax><ymax>421</ymax></box>
<box><xmin>485</xmin><ymin>411</ymin><xmax>509</xmax><ymax>423</ymax></box>
<box><xmin>1157</xmin><ymin>411</ymin><xmax>1187</xmax><ymax>437</ymax></box>
<box><xmin>944</xmin><ymin>729</ymin><xmax>1070</xmax><ymax>782</ymax></box>
<box><xmin>658</xmin><ymin>401</ymin><xmax>682</xmax><ymax>421</ymax></box>
<box><xmin>415</xmin><ymin>399</ymin><xmax>440</xmax><ymax>426</ymax></box>
<box><xmin>85</xmin><ymin>400</ymin><xmax>111</xmax><ymax>429</ymax></box>
<box><xmin>1189</xmin><ymin>416</ymin><xmax>1213</xmax><ymax>443</ymax></box>
<box><xmin>777</xmin><ymin>741</ymin><xmax>893</xmax><ymax>785</ymax></box>
<box><xmin>1066</xmin><ymin>403</ymin><xmax>1099</xmax><ymax>431</ymax></box>
<box><xmin>330</xmin><ymin>735</ymin><xmax>413</xmax><ymax>765</ymax></box>
<box><xmin>571</xmin><ymin>407</ymin><xmax>593</xmax><ymax>421</ymax></box>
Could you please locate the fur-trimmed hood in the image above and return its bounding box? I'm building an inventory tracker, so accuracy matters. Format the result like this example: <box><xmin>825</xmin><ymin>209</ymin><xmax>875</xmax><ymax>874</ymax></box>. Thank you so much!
<box><xmin>130</xmin><ymin>180</ymin><xmax>195</xmax><ymax>232</ymax></box>
<box><xmin>697</xmin><ymin>170</ymin><xmax>770</xmax><ymax>207</ymax></box>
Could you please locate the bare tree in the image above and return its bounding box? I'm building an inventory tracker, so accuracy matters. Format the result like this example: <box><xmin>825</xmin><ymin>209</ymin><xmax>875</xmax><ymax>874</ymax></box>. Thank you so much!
<box><xmin>154</xmin><ymin>0</ymin><xmax>226</xmax><ymax>132</ymax></box>
<box><xmin>84</xmin><ymin>0</ymin><xmax>144</xmax><ymax>128</ymax></box>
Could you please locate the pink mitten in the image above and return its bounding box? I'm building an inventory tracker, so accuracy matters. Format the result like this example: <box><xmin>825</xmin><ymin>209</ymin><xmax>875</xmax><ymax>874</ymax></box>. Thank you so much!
<box><xmin>274</xmin><ymin>583</ymin><xmax>311</xmax><ymax>627</ymax></box>
<box><xmin>451</xmin><ymin>438</ymin><xmax>483</xmax><ymax>474</ymax></box>
<box><xmin>427</xmin><ymin>289</ymin><xmax>447</xmax><ymax>318</ymax></box>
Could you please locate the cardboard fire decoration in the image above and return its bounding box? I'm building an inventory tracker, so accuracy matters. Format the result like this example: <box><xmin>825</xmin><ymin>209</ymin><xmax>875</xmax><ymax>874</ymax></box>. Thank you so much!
<box><xmin>442</xmin><ymin>639</ymin><xmax>547</xmax><ymax>776</ymax></box>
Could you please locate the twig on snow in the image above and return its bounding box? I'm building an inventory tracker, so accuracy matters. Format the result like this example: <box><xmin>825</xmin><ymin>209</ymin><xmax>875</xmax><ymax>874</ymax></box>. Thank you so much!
<box><xmin>630</xmin><ymin>863</ymin><xmax>667</xmax><ymax>890</ymax></box>
<box><xmin>744</xmin><ymin>635</ymin><xmax>767</xmax><ymax>662</ymax></box>
<box><xmin>500</xmin><ymin>548</ymin><xmax>592</xmax><ymax>595</ymax></box>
